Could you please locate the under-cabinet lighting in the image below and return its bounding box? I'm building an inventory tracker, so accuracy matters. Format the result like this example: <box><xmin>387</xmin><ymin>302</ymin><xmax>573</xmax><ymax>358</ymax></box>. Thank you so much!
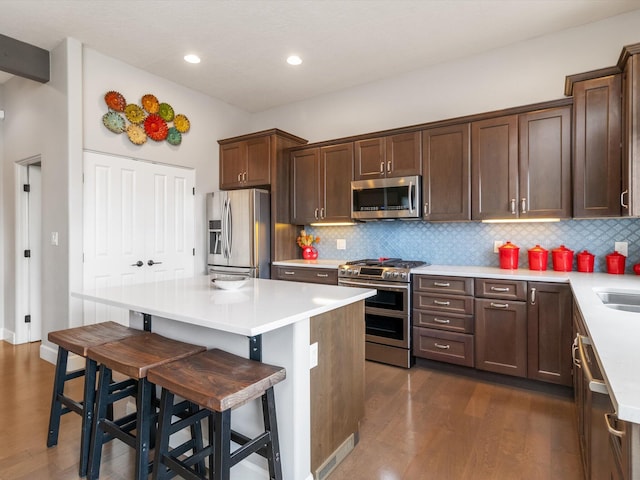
<box><xmin>482</xmin><ymin>218</ymin><xmax>561</xmax><ymax>224</ymax></box>
<box><xmin>309</xmin><ymin>222</ymin><xmax>357</xmax><ymax>227</ymax></box>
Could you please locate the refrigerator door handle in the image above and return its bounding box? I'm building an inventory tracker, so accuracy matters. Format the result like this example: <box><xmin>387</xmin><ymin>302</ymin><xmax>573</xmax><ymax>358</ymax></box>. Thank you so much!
<box><xmin>226</xmin><ymin>197</ymin><xmax>233</xmax><ymax>259</ymax></box>
<box><xmin>222</xmin><ymin>198</ymin><xmax>229</xmax><ymax>259</ymax></box>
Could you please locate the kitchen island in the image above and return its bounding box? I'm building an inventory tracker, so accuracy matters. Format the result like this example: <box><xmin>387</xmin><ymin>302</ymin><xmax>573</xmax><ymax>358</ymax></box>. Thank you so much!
<box><xmin>72</xmin><ymin>275</ymin><xmax>375</xmax><ymax>480</ymax></box>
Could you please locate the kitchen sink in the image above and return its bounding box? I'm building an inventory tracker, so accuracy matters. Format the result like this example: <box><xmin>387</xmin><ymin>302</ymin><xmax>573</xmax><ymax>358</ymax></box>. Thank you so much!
<box><xmin>596</xmin><ymin>290</ymin><xmax>640</xmax><ymax>313</ymax></box>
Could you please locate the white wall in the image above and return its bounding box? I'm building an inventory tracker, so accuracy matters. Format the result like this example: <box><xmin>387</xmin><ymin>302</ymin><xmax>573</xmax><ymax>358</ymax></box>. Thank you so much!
<box><xmin>250</xmin><ymin>9</ymin><xmax>640</xmax><ymax>143</ymax></box>
<box><xmin>82</xmin><ymin>48</ymin><xmax>251</xmax><ymax>275</ymax></box>
<box><xmin>0</xmin><ymin>86</ymin><xmax>4</xmax><ymax>338</ymax></box>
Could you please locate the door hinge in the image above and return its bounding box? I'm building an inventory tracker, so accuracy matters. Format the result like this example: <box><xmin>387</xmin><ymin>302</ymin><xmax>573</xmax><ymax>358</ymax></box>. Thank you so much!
<box><xmin>193</xmin><ymin>248</ymin><xmax>196</xmax><ymax>256</ymax></box>
<box><xmin>23</xmin><ymin>184</ymin><xmax>30</xmax><ymax>192</ymax></box>
<box><xmin>24</xmin><ymin>315</ymin><xmax>31</xmax><ymax>323</ymax></box>
<box><xmin>193</xmin><ymin>187</ymin><xmax>196</xmax><ymax>195</ymax></box>
<box><xmin>24</xmin><ymin>249</ymin><xmax>31</xmax><ymax>258</ymax></box>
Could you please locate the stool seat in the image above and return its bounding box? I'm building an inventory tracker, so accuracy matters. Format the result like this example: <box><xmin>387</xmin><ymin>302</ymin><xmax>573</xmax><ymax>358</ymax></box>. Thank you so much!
<box><xmin>47</xmin><ymin>321</ymin><xmax>147</xmax><ymax>477</ymax></box>
<box><xmin>88</xmin><ymin>333</ymin><xmax>206</xmax><ymax>379</ymax></box>
<box><xmin>48</xmin><ymin>321</ymin><xmax>147</xmax><ymax>356</ymax></box>
<box><xmin>147</xmin><ymin>348</ymin><xmax>286</xmax><ymax>411</ymax></box>
<box><xmin>87</xmin><ymin>333</ymin><xmax>206</xmax><ymax>480</ymax></box>
<box><xmin>148</xmin><ymin>349</ymin><xmax>286</xmax><ymax>480</ymax></box>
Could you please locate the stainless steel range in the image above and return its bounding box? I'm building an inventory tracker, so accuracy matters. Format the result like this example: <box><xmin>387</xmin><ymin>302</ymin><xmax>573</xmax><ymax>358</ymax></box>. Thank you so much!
<box><xmin>338</xmin><ymin>258</ymin><xmax>427</xmax><ymax>368</ymax></box>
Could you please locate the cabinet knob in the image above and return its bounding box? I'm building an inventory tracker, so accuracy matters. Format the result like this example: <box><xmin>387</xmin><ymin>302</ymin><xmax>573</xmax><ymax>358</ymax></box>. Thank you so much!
<box><xmin>510</xmin><ymin>198</ymin><xmax>517</xmax><ymax>215</ymax></box>
<box><xmin>387</xmin><ymin>160</ymin><xmax>391</xmax><ymax>173</ymax></box>
<box><xmin>314</xmin><ymin>208</ymin><xmax>319</xmax><ymax>220</ymax></box>
<box><xmin>621</xmin><ymin>189</ymin><xmax>629</xmax><ymax>209</ymax></box>
<box><xmin>379</xmin><ymin>161</ymin><xmax>384</xmax><ymax>174</ymax></box>
<box><xmin>530</xmin><ymin>287</ymin><xmax>536</xmax><ymax>305</ymax></box>
<box><xmin>520</xmin><ymin>198</ymin><xmax>527</xmax><ymax>214</ymax></box>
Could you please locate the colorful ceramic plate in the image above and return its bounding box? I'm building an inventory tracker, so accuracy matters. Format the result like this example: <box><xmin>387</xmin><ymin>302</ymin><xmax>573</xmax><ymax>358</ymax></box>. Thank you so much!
<box><xmin>124</xmin><ymin>104</ymin><xmax>146</xmax><ymax>124</ymax></box>
<box><xmin>102</xmin><ymin>111</ymin><xmax>126</xmax><ymax>133</ymax></box>
<box><xmin>126</xmin><ymin>124</ymin><xmax>147</xmax><ymax>145</ymax></box>
<box><xmin>141</xmin><ymin>94</ymin><xmax>159</xmax><ymax>114</ymax></box>
<box><xmin>158</xmin><ymin>102</ymin><xmax>175</xmax><ymax>122</ymax></box>
<box><xmin>166</xmin><ymin>127</ymin><xmax>182</xmax><ymax>146</ymax></box>
<box><xmin>104</xmin><ymin>91</ymin><xmax>126</xmax><ymax>112</ymax></box>
<box><xmin>144</xmin><ymin>114</ymin><xmax>169</xmax><ymax>141</ymax></box>
<box><xmin>173</xmin><ymin>114</ymin><xmax>190</xmax><ymax>133</ymax></box>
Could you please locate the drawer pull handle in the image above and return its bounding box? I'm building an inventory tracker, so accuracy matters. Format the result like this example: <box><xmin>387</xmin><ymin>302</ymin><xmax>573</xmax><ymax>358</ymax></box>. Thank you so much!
<box><xmin>605</xmin><ymin>413</ymin><xmax>625</xmax><ymax>438</ymax></box>
<box><xmin>490</xmin><ymin>286</ymin><xmax>510</xmax><ymax>292</ymax></box>
<box><xmin>490</xmin><ymin>302</ymin><xmax>509</xmax><ymax>309</ymax></box>
<box><xmin>433</xmin><ymin>318</ymin><xmax>450</xmax><ymax>324</ymax></box>
<box><xmin>434</xmin><ymin>343</ymin><xmax>451</xmax><ymax>350</ymax></box>
<box><xmin>284</xmin><ymin>271</ymin><xmax>296</xmax><ymax>275</ymax></box>
<box><xmin>433</xmin><ymin>282</ymin><xmax>451</xmax><ymax>287</ymax></box>
<box><xmin>316</xmin><ymin>273</ymin><xmax>329</xmax><ymax>278</ymax></box>
<box><xmin>433</xmin><ymin>300</ymin><xmax>450</xmax><ymax>306</ymax></box>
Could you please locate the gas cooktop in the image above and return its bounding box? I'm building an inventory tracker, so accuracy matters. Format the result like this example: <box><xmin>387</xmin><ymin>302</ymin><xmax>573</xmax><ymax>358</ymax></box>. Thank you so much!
<box><xmin>338</xmin><ymin>258</ymin><xmax>429</xmax><ymax>282</ymax></box>
<box><xmin>344</xmin><ymin>258</ymin><xmax>427</xmax><ymax>269</ymax></box>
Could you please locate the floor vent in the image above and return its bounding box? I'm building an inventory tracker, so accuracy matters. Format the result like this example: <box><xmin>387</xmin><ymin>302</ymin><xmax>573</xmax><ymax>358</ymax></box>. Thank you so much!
<box><xmin>315</xmin><ymin>433</ymin><xmax>356</xmax><ymax>480</ymax></box>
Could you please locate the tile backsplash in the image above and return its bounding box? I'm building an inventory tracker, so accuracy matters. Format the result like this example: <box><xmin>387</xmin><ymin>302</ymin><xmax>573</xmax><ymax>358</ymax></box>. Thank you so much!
<box><xmin>305</xmin><ymin>218</ymin><xmax>640</xmax><ymax>273</ymax></box>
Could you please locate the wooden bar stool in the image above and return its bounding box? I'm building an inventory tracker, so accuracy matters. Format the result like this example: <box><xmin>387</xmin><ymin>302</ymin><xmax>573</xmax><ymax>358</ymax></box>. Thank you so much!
<box><xmin>148</xmin><ymin>348</ymin><xmax>286</xmax><ymax>480</ymax></box>
<box><xmin>47</xmin><ymin>321</ymin><xmax>148</xmax><ymax>477</ymax></box>
<box><xmin>86</xmin><ymin>333</ymin><xmax>206</xmax><ymax>480</ymax></box>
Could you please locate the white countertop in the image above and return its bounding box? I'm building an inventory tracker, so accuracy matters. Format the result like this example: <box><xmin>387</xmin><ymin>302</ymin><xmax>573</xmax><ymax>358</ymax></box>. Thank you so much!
<box><xmin>272</xmin><ymin>259</ymin><xmax>345</xmax><ymax>269</ymax></box>
<box><xmin>72</xmin><ymin>275</ymin><xmax>375</xmax><ymax>337</ymax></box>
<box><xmin>413</xmin><ymin>264</ymin><xmax>640</xmax><ymax>423</ymax></box>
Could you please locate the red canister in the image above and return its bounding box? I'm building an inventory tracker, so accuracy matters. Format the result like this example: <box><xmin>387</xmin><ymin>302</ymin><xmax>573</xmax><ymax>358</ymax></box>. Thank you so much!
<box><xmin>552</xmin><ymin>245</ymin><xmax>574</xmax><ymax>272</ymax></box>
<box><xmin>606</xmin><ymin>251</ymin><xmax>626</xmax><ymax>274</ymax></box>
<box><xmin>498</xmin><ymin>241</ymin><xmax>519</xmax><ymax>270</ymax></box>
<box><xmin>577</xmin><ymin>250</ymin><xmax>595</xmax><ymax>273</ymax></box>
<box><xmin>528</xmin><ymin>245</ymin><xmax>548</xmax><ymax>271</ymax></box>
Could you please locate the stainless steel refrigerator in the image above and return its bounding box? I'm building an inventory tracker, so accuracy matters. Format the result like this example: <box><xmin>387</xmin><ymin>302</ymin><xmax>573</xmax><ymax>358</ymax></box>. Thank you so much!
<box><xmin>206</xmin><ymin>189</ymin><xmax>271</xmax><ymax>278</ymax></box>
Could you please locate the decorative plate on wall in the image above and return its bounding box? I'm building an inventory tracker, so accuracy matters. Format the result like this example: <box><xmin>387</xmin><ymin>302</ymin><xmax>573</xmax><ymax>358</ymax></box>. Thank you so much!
<box><xmin>124</xmin><ymin>104</ymin><xmax>146</xmax><ymax>124</ymax></box>
<box><xmin>158</xmin><ymin>102</ymin><xmax>175</xmax><ymax>122</ymax></box>
<box><xmin>174</xmin><ymin>114</ymin><xmax>190</xmax><ymax>133</ymax></box>
<box><xmin>104</xmin><ymin>91</ymin><xmax>126</xmax><ymax>112</ymax></box>
<box><xmin>141</xmin><ymin>94</ymin><xmax>159</xmax><ymax>113</ymax></box>
<box><xmin>144</xmin><ymin>113</ymin><xmax>169</xmax><ymax>141</ymax></box>
<box><xmin>126</xmin><ymin>124</ymin><xmax>147</xmax><ymax>145</ymax></box>
<box><xmin>166</xmin><ymin>127</ymin><xmax>182</xmax><ymax>146</ymax></box>
<box><xmin>102</xmin><ymin>111</ymin><xmax>126</xmax><ymax>133</ymax></box>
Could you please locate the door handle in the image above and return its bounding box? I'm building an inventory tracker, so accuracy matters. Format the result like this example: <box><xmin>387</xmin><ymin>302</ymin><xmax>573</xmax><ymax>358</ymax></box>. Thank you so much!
<box><xmin>510</xmin><ymin>198</ymin><xmax>517</xmax><ymax>215</ymax></box>
<box><xmin>521</xmin><ymin>198</ymin><xmax>527</xmax><ymax>214</ymax></box>
<box><xmin>621</xmin><ymin>189</ymin><xmax>629</xmax><ymax>209</ymax></box>
<box><xmin>130</xmin><ymin>260</ymin><xmax>143</xmax><ymax>267</ymax></box>
<box><xmin>147</xmin><ymin>260</ymin><xmax>163</xmax><ymax>266</ymax></box>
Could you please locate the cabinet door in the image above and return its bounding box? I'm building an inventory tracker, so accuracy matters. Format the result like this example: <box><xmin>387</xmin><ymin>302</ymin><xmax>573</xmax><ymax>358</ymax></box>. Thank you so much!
<box><xmin>475</xmin><ymin>298</ymin><xmax>527</xmax><ymax>377</ymax></box>
<box><xmin>220</xmin><ymin>142</ymin><xmax>246</xmax><ymax>189</ymax></box>
<box><xmin>519</xmin><ymin>106</ymin><xmax>572</xmax><ymax>218</ymax></box>
<box><xmin>386</xmin><ymin>132</ymin><xmax>422</xmax><ymax>177</ymax></box>
<box><xmin>320</xmin><ymin>143</ymin><xmax>353</xmax><ymax>222</ymax></box>
<box><xmin>245</xmin><ymin>136</ymin><xmax>271</xmax><ymax>186</ymax></box>
<box><xmin>471</xmin><ymin>115</ymin><xmax>519</xmax><ymax>220</ymax></box>
<box><xmin>527</xmin><ymin>282</ymin><xmax>572</xmax><ymax>386</ymax></box>
<box><xmin>354</xmin><ymin>138</ymin><xmax>385</xmax><ymax>180</ymax></box>
<box><xmin>573</xmin><ymin>74</ymin><xmax>622</xmax><ymax>217</ymax></box>
<box><xmin>291</xmin><ymin>148</ymin><xmax>320</xmax><ymax>224</ymax></box>
<box><xmin>422</xmin><ymin>124</ymin><xmax>470</xmax><ymax>221</ymax></box>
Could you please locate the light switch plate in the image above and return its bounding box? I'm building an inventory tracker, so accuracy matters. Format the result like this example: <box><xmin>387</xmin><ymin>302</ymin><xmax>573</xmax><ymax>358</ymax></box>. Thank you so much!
<box><xmin>494</xmin><ymin>240</ymin><xmax>503</xmax><ymax>253</ymax></box>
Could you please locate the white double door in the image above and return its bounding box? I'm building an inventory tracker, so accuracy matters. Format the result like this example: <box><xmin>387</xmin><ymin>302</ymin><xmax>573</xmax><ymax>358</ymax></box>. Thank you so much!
<box><xmin>83</xmin><ymin>151</ymin><xmax>195</xmax><ymax>325</ymax></box>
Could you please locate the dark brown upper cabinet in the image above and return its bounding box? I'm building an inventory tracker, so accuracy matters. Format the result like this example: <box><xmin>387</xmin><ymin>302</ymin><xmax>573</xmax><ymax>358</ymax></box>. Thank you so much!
<box><xmin>220</xmin><ymin>135</ymin><xmax>271</xmax><ymax>189</ymax></box>
<box><xmin>291</xmin><ymin>143</ymin><xmax>353</xmax><ymax>224</ymax></box>
<box><xmin>354</xmin><ymin>132</ymin><xmax>421</xmax><ymax>180</ymax></box>
<box><xmin>422</xmin><ymin>123</ymin><xmax>471</xmax><ymax>221</ymax></box>
<box><xmin>620</xmin><ymin>44</ymin><xmax>640</xmax><ymax>217</ymax></box>
<box><xmin>572</xmin><ymin>74</ymin><xmax>622</xmax><ymax>217</ymax></box>
<box><xmin>472</xmin><ymin>106</ymin><xmax>571</xmax><ymax>220</ymax></box>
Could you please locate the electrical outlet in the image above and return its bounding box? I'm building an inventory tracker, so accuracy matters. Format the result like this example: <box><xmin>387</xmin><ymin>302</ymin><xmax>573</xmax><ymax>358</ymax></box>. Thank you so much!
<box><xmin>615</xmin><ymin>241</ymin><xmax>628</xmax><ymax>257</ymax></box>
<box><xmin>309</xmin><ymin>342</ymin><xmax>318</xmax><ymax>369</ymax></box>
<box><xmin>337</xmin><ymin>239</ymin><xmax>346</xmax><ymax>250</ymax></box>
<box><xmin>494</xmin><ymin>240</ymin><xmax>504</xmax><ymax>253</ymax></box>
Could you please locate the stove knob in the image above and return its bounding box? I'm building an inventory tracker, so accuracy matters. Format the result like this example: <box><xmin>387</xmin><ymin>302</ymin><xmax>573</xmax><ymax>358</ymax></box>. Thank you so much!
<box><xmin>392</xmin><ymin>271</ymin><xmax>399</xmax><ymax>279</ymax></box>
<box><xmin>400</xmin><ymin>272</ymin><xmax>407</xmax><ymax>280</ymax></box>
<box><xmin>349</xmin><ymin>269</ymin><xmax>357</xmax><ymax>275</ymax></box>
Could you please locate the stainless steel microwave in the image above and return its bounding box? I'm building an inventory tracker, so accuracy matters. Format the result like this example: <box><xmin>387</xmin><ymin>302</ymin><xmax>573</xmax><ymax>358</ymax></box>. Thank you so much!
<box><xmin>351</xmin><ymin>175</ymin><xmax>421</xmax><ymax>220</ymax></box>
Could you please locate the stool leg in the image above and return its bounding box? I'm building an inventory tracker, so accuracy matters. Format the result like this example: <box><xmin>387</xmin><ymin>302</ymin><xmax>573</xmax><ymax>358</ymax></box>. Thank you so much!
<box><xmin>47</xmin><ymin>347</ymin><xmax>69</xmax><ymax>448</ymax></box>
<box><xmin>135</xmin><ymin>377</ymin><xmax>154</xmax><ymax>480</ymax></box>
<box><xmin>213</xmin><ymin>410</ymin><xmax>232</xmax><ymax>480</ymax></box>
<box><xmin>262</xmin><ymin>387</ymin><xmax>283</xmax><ymax>480</ymax></box>
<box><xmin>151</xmin><ymin>388</ymin><xmax>174</xmax><ymax>480</ymax></box>
<box><xmin>79</xmin><ymin>357</ymin><xmax>98</xmax><ymax>477</ymax></box>
<box><xmin>88</xmin><ymin>365</ymin><xmax>112</xmax><ymax>480</ymax></box>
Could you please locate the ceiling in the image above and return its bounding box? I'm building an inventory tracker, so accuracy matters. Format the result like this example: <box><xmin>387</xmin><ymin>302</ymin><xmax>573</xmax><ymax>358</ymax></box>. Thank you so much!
<box><xmin>1</xmin><ymin>1</ymin><xmax>639</xmax><ymax>113</ymax></box>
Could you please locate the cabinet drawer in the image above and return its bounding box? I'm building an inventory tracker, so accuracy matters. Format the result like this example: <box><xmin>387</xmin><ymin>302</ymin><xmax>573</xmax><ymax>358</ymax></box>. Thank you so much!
<box><xmin>273</xmin><ymin>266</ymin><xmax>337</xmax><ymax>285</ymax></box>
<box><xmin>413</xmin><ymin>327</ymin><xmax>474</xmax><ymax>367</ymax></box>
<box><xmin>414</xmin><ymin>275</ymin><xmax>473</xmax><ymax>295</ymax></box>
<box><xmin>413</xmin><ymin>292</ymin><xmax>474</xmax><ymax>315</ymax></box>
<box><xmin>413</xmin><ymin>311</ymin><xmax>473</xmax><ymax>334</ymax></box>
<box><xmin>475</xmin><ymin>278</ymin><xmax>527</xmax><ymax>300</ymax></box>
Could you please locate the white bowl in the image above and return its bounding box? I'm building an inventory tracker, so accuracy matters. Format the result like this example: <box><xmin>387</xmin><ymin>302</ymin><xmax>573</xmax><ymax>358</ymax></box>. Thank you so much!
<box><xmin>212</xmin><ymin>275</ymin><xmax>250</xmax><ymax>290</ymax></box>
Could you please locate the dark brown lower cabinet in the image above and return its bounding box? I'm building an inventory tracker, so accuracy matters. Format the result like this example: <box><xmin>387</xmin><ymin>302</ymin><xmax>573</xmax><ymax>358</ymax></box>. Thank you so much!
<box><xmin>527</xmin><ymin>282</ymin><xmax>572</xmax><ymax>386</ymax></box>
<box><xmin>475</xmin><ymin>297</ymin><xmax>527</xmax><ymax>377</ymax></box>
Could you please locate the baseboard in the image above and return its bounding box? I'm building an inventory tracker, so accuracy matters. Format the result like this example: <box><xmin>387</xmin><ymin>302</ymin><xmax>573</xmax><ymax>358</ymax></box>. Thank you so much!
<box><xmin>40</xmin><ymin>343</ymin><xmax>85</xmax><ymax>370</ymax></box>
<box><xmin>315</xmin><ymin>432</ymin><xmax>357</xmax><ymax>480</ymax></box>
<box><xmin>1</xmin><ymin>328</ymin><xmax>15</xmax><ymax>343</ymax></box>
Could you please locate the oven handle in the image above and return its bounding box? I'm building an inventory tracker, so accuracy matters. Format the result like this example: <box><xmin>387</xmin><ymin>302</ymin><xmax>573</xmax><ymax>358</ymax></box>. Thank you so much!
<box><xmin>338</xmin><ymin>279</ymin><xmax>409</xmax><ymax>291</ymax></box>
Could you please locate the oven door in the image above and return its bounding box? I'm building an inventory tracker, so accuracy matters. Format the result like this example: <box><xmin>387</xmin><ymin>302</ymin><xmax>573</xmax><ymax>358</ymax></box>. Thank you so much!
<box><xmin>338</xmin><ymin>279</ymin><xmax>409</xmax><ymax>348</ymax></box>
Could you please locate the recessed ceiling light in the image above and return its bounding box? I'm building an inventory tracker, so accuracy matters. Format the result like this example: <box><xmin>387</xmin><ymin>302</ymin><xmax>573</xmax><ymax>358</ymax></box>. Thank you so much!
<box><xmin>287</xmin><ymin>55</ymin><xmax>302</xmax><ymax>66</ymax></box>
<box><xmin>184</xmin><ymin>54</ymin><xmax>201</xmax><ymax>64</ymax></box>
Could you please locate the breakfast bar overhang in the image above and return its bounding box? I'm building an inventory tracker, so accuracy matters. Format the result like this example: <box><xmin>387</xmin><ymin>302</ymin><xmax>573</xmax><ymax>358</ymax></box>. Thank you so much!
<box><xmin>72</xmin><ymin>275</ymin><xmax>375</xmax><ymax>480</ymax></box>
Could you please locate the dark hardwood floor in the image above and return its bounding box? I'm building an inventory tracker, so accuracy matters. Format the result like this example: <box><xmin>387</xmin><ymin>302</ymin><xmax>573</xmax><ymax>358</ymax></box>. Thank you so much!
<box><xmin>0</xmin><ymin>341</ymin><xmax>582</xmax><ymax>480</ymax></box>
